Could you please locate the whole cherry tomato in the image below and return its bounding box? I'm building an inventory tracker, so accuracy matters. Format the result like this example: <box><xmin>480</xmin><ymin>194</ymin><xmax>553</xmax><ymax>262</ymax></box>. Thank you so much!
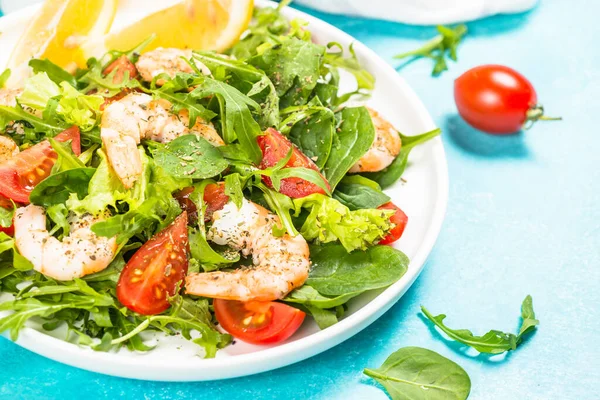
<box><xmin>454</xmin><ymin>64</ymin><xmax>560</xmax><ymax>134</ymax></box>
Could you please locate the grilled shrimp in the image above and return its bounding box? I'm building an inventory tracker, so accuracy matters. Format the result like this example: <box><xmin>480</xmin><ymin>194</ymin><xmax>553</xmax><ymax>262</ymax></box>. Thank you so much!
<box><xmin>135</xmin><ymin>48</ymin><xmax>210</xmax><ymax>84</ymax></box>
<box><xmin>0</xmin><ymin>88</ymin><xmax>21</xmax><ymax>107</ymax></box>
<box><xmin>101</xmin><ymin>92</ymin><xmax>223</xmax><ymax>188</ymax></box>
<box><xmin>0</xmin><ymin>135</ymin><xmax>19</xmax><ymax>163</ymax></box>
<box><xmin>185</xmin><ymin>199</ymin><xmax>310</xmax><ymax>302</ymax></box>
<box><xmin>14</xmin><ymin>205</ymin><xmax>118</xmax><ymax>281</ymax></box>
<box><xmin>349</xmin><ymin>107</ymin><xmax>402</xmax><ymax>173</ymax></box>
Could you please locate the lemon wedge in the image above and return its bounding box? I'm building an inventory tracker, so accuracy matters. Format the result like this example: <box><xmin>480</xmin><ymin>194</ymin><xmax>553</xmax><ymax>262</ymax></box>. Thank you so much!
<box><xmin>6</xmin><ymin>0</ymin><xmax>117</xmax><ymax>87</ymax></box>
<box><xmin>77</xmin><ymin>0</ymin><xmax>253</xmax><ymax>68</ymax></box>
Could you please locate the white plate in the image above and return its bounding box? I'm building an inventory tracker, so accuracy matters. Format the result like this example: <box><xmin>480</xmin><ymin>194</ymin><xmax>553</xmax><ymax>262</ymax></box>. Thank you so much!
<box><xmin>0</xmin><ymin>0</ymin><xmax>448</xmax><ymax>381</ymax></box>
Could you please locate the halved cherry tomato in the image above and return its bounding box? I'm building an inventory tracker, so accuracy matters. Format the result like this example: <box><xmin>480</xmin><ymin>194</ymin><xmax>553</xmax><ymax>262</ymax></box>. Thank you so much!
<box><xmin>454</xmin><ymin>64</ymin><xmax>560</xmax><ymax>134</ymax></box>
<box><xmin>213</xmin><ymin>299</ymin><xmax>305</xmax><ymax>345</ymax></box>
<box><xmin>378</xmin><ymin>202</ymin><xmax>408</xmax><ymax>245</ymax></box>
<box><xmin>117</xmin><ymin>212</ymin><xmax>189</xmax><ymax>315</ymax></box>
<box><xmin>0</xmin><ymin>126</ymin><xmax>81</xmax><ymax>203</ymax></box>
<box><xmin>0</xmin><ymin>196</ymin><xmax>14</xmax><ymax>236</ymax></box>
<box><xmin>174</xmin><ymin>183</ymin><xmax>230</xmax><ymax>224</ymax></box>
<box><xmin>258</xmin><ymin>128</ymin><xmax>330</xmax><ymax>199</ymax></box>
<box><xmin>103</xmin><ymin>55</ymin><xmax>138</xmax><ymax>84</ymax></box>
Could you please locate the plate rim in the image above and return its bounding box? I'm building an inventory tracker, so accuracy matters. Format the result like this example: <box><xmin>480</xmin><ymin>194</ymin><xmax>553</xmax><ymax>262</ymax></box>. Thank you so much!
<box><xmin>0</xmin><ymin>0</ymin><xmax>449</xmax><ymax>381</ymax></box>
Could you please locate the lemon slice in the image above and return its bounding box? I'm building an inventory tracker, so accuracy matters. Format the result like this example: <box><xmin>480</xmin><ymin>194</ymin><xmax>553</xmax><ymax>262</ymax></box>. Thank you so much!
<box><xmin>77</xmin><ymin>0</ymin><xmax>253</xmax><ymax>67</ymax></box>
<box><xmin>6</xmin><ymin>0</ymin><xmax>117</xmax><ymax>87</ymax></box>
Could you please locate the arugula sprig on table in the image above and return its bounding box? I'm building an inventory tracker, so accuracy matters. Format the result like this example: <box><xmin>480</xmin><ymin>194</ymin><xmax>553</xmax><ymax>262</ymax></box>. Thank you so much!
<box><xmin>421</xmin><ymin>295</ymin><xmax>539</xmax><ymax>354</ymax></box>
<box><xmin>395</xmin><ymin>24</ymin><xmax>467</xmax><ymax>76</ymax></box>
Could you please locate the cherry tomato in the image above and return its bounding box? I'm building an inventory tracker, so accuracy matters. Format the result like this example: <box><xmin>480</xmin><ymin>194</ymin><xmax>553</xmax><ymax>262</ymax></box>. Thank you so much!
<box><xmin>117</xmin><ymin>212</ymin><xmax>189</xmax><ymax>315</ymax></box>
<box><xmin>0</xmin><ymin>126</ymin><xmax>81</xmax><ymax>203</ymax></box>
<box><xmin>378</xmin><ymin>202</ymin><xmax>408</xmax><ymax>245</ymax></box>
<box><xmin>258</xmin><ymin>128</ymin><xmax>330</xmax><ymax>199</ymax></box>
<box><xmin>454</xmin><ymin>65</ymin><xmax>560</xmax><ymax>134</ymax></box>
<box><xmin>0</xmin><ymin>196</ymin><xmax>14</xmax><ymax>236</ymax></box>
<box><xmin>213</xmin><ymin>299</ymin><xmax>305</xmax><ymax>345</ymax></box>
<box><xmin>174</xmin><ymin>183</ymin><xmax>230</xmax><ymax>224</ymax></box>
<box><xmin>103</xmin><ymin>55</ymin><xmax>138</xmax><ymax>84</ymax></box>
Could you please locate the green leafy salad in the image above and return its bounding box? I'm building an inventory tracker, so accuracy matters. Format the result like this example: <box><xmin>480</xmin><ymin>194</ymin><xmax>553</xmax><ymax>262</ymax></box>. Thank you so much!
<box><xmin>0</xmin><ymin>3</ymin><xmax>439</xmax><ymax>356</ymax></box>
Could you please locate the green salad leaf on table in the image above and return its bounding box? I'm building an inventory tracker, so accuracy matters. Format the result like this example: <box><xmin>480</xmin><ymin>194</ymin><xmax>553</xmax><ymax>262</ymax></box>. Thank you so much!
<box><xmin>0</xmin><ymin>3</ymin><xmax>439</xmax><ymax>356</ymax></box>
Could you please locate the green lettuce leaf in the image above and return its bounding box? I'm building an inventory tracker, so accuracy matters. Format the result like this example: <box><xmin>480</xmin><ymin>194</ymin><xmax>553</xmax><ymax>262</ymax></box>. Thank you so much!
<box><xmin>293</xmin><ymin>194</ymin><xmax>394</xmax><ymax>252</ymax></box>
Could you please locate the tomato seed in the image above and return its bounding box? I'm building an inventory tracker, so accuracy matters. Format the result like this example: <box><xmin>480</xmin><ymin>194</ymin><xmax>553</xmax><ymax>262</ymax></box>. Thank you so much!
<box><xmin>130</xmin><ymin>276</ymin><xmax>141</xmax><ymax>283</ymax></box>
<box><xmin>133</xmin><ymin>268</ymin><xmax>143</xmax><ymax>276</ymax></box>
<box><xmin>155</xmin><ymin>287</ymin><xmax>163</xmax><ymax>299</ymax></box>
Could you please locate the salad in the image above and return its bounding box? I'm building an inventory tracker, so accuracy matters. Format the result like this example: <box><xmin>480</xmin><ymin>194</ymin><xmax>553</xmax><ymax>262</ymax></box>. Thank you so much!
<box><xmin>0</xmin><ymin>4</ymin><xmax>439</xmax><ymax>357</ymax></box>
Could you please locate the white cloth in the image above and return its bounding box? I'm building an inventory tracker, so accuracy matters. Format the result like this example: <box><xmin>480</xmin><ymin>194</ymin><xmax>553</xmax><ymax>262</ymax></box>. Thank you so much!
<box><xmin>295</xmin><ymin>0</ymin><xmax>538</xmax><ymax>25</ymax></box>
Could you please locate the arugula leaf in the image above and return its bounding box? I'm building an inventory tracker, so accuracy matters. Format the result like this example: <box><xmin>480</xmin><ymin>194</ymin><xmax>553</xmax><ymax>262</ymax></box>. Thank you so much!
<box><xmin>364</xmin><ymin>347</ymin><xmax>471</xmax><ymax>400</ymax></box>
<box><xmin>421</xmin><ymin>295</ymin><xmax>539</xmax><ymax>354</ymax></box>
<box><xmin>324</xmin><ymin>107</ymin><xmax>375</xmax><ymax>190</ymax></box>
<box><xmin>307</xmin><ymin>243</ymin><xmax>408</xmax><ymax>296</ymax></box>
<box><xmin>190</xmin><ymin>78</ymin><xmax>263</xmax><ymax>164</ymax></box>
<box><xmin>0</xmin><ymin>105</ymin><xmax>67</xmax><ymax>136</ymax></box>
<box><xmin>150</xmin><ymin>135</ymin><xmax>228</xmax><ymax>180</ymax></box>
<box><xmin>324</xmin><ymin>43</ymin><xmax>375</xmax><ymax>104</ymax></box>
<box><xmin>46</xmin><ymin>203</ymin><xmax>70</xmax><ymax>237</ymax></box>
<box><xmin>254</xmin><ymin>182</ymin><xmax>298</xmax><ymax>237</ymax></box>
<box><xmin>363</xmin><ymin>128</ymin><xmax>441</xmax><ymax>189</ymax></box>
<box><xmin>29</xmin><ymin>58</ymin><xmax>78</xmax><ymax>87</ymax></box>
<box><xmin>193</xmin><ymin>52</ymin><xmax>280</xmax><ymax>129</ymax></box>
<box><xmin>224</xmin><ymin>173</ymin><xmax>244</xmax><ymax>209</ymax></box>
<box><xmin>333</xmin><ymin>175</ymin><xmax>390</xmax><ymax>210</ymax></box>
<box><xmin>394</xmin><ymin>24</ymin><xmax>467</xmax><ymax>77</ymax></box>
<box><xmin>49</xmin><ymin>137</ymin><xmax>86</xmax><ymax>173</ymax></box>
<box><xmin>293</xmin><ymin>194</ymin><xmax>393</xmax><ymax>252</ymax></box>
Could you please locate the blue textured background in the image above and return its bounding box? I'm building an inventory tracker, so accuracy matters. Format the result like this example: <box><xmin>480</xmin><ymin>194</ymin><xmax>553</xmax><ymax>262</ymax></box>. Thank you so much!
<box><xmin>1</xmin><ymin>1</ymin><xmax>599</xmax><ymax>399</ymax></box>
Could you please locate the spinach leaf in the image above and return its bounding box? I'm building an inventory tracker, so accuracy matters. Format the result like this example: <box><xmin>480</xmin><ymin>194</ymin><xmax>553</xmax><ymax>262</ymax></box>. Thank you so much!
<box><xmin>307</xmin><ymin>243</ymin><xmax>408</xmax><ymax>296</ymax></box>
<box><xmin>285</xmin><ymin>285</ymin><xmax>359</xmax><ymax>309</ymax></box>
<box><xmin>324</xmin><ymin>107</ymin><xmax>375</xmax><ymax>190</ymax></box>
<box><xmin>363</xmin><ymin>128</ymin><xmax>441</xmax><ymax>189</ymax></box>
<box><xmin>333</xmin><ymin>175</ymin><xmax>390</xmax><ymax>210</ymax></box>
<box><xmin>421</xmin><ymin>295</ymin><xmax>539</xmax><ymax>354</ymax></box>
<box><xmin>364</xmin><ymin>347</ymin><xmax>471</xmax><ymax>400</ymax></box>
<box><xmin>151</xmin><ymin>135</ymin><xmax>228</xmax><ymax>180</ymax></box>
<box><xmin>283</xmin><ymin>98</ymin><xmax>335</xmax><ymax>169</ymax></box>
<box><xmin>249</xmin><ymin>37</ymin><xmax>325</xmax><ymax>108</ymax></box>
<box><xmin>29</xmin><ymin>59</ymin><xmax>77</xmax><ymax>87</ymax></box>
<box><xmin>30</xmin><ymin>168</ymin><xmax>96</xmax><ymax>207</ymax></box>
<box><xmin>304</xmin><ymin>305</ymin><xmax>340</xmax><ymax>330</ymax></box>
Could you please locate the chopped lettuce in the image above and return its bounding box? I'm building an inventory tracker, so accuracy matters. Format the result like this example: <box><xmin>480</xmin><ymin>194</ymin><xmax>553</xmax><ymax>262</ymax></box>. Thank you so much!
<box><xmin>18</xmin><ymin>72</ymin><xmax>103</xmax><ymax>131</ymax></box>
<box><xmin>293</xmin><ymin>194</ymin><xmax>394</xmax><ymax>252</ymax></box>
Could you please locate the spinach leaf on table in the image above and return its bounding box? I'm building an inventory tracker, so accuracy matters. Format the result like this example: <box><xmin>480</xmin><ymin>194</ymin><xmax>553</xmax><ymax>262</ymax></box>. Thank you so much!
<box><xmin>421</xmin><ymin>295</ymin><xmax>539</xmax><ymax>354</ymax></box>
<box><xmin>324</xmin><ymin>106</ymin><xmax>375</xmax><ymax>190</ymax></box>
<box><xmin>363</xmin><ymin>128</ymin><xmax>441</xmax><ymax>189</ymax></box>
<box><xmin>364</xmin><ymin>346</ymin><xmax>471</xmax><ymax>400</ymax></box>
<box><xmin>151</xmin><ymin>135</ymin><xmax>228</xmax><ymax>180</ymax></box>
<box><xmin>307</xmin><ymin>243</ymin><xmax>408</xmax><ymax>296</ymax></box>
<box><xmin>333</xmin><ymin>175</ymin><xmax>390</xmax><ymax>210</ymax></box>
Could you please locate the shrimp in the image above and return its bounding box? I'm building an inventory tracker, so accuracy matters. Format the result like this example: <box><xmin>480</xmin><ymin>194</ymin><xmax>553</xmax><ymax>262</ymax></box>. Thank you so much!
<box><xmin>101</xmin><ymin>92</ymin><xmax>224</xmax><ymax>188</ymax></box>
<box><xmin>0</xmin><ymin>88</ymin><xmax>21</xmax><ymax>107</ymax></box>
<box><xmin>135</xmin><ymin>48</ymin><xmax>210</xmax><ymax>84</ymax></box>
<box><xmin>348</xmin><ymin>107</ymin><xmax>402</xmax><ymax>173</ymax></box>
<box><xmin>0</xmin><ymin>135</ymin><xmax>19</xmax><ymax>163</ymax></box>
<box><xmin>14</xmin><ymin>205</ymin><xmax>118</xmax><ymax>281</ymax></box>
<box><xmin>185</xmin><ymin>199</ymin><xmax>310</xmax><ymax>302</ymax></box>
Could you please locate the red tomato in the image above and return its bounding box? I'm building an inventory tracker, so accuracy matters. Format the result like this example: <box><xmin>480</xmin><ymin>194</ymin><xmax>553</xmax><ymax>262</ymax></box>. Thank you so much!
<box><xmin>378</xmin><ymin>202</ymin><xmax>408</xmax><ymax>245</ymax></box>
<box><xmin>0</xmin><ymin>126</ymin><xmax>81</xmax><ymax>203</ymax></box>
<box><xmin>258</xmin><ymin>128</ymin><xmax>330</xmax><ymax>198</ymax></box>
<box><xmin>0</xmin><ymin>196</ymin><xmax>14</xmax><ymax>236</ymax></box>
<box><xmin>454</xmin><ymin>65</ymin><xmax>560</xmax><ymax>134</ymax></box>
<box><xmin>117</xmin><ymin>212</ymin><xmax>189</xmax><ymax>315</ymax></box>
<box><xmin>174</xmin><ymin>183</ymin><xmax>230</xmax><ymax>224</ymax></box>
<box><xmin>103</xmin><ymin>55</ymin><xmax>138</xmax><ymax>84</ymax></box>
<box><xmin>213</xmin><ymin>299</ymin><xmax>305</xmax><ymax>345</ymax></box>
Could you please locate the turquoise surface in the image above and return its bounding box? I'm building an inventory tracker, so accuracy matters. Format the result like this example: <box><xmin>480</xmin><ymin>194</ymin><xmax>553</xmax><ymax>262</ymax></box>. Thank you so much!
<box><xmin>1</xmin><ymin>1</ymin><xmax>599</xmax><ymax>399</ymax></box>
